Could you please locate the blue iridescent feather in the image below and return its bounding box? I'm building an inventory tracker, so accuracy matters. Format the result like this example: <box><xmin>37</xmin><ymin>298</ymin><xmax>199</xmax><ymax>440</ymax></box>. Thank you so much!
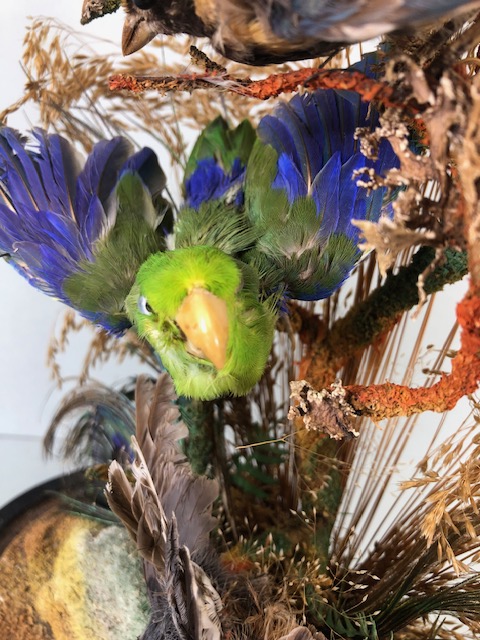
<box><xmin>0</xmin><ymin>128</ymin><xmax>168</xmax><ymax>332</ymax></box>
<box><xmin>183</xmin><ymin>117</ymin><xmax>256</xmax><ymax>212</ymax></box>
<box><xmin>258</xmin><ymin>90</ymin><xmax>398</xmax><ymax>237</ymax></box>
<box><xmin>184</xmin><ymin>157</ymin><xmax>245</xmax><ymax>209</ymax></box>
<box><xmin>247</xmin><ymin>69</ymin><xmax>400</xmax><ymax>301</ymax></box>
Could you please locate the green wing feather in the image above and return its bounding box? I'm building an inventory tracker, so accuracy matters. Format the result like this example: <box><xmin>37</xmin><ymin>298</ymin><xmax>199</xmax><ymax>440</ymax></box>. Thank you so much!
<box><xmin>184</xmin><ymin>116</ymin><xmax>256</xmax><ymax>178</ymax></box>
<box><xmin>64</xmin><ymin>172</ymin><xmax>170</xmax><ymax>329</ymax></box>
<box><xmin>244</xmin><ymin>139</ymin><xmax>360</xmax><ymax>299</ymax></box>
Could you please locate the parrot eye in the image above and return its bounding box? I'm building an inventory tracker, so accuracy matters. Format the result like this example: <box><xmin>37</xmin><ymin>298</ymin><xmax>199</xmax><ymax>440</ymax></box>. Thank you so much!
<box><xmin>132</xmin><ymin>0</ymin><xmax>155</xmax><ymax>9</ymax></box>
<box><xmin>138</xmin><ymin>295</ymin><xmax>154</xmax><ymax>316</ymax></box>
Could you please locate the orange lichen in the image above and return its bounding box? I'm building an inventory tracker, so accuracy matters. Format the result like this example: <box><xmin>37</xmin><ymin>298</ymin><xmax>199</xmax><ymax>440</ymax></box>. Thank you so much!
<box><xmin>109</xmin><ymin>68</ymin><xmax>420</xmax><ymax>113</ymax></box>
<box><xmin>346</xmin><ymin>287</ymin><xmax>480</xmax><ymax>420</ymax></box>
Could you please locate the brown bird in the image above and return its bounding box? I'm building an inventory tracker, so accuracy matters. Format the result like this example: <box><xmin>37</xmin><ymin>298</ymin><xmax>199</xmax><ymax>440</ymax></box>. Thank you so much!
<box><xmin>122</xmin><ymin>0</ymin><xmax>480</xmax><ymax>65</ymax></box>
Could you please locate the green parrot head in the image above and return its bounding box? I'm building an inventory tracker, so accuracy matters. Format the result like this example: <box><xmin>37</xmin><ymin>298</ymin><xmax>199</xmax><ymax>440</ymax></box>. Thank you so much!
<box><xmin>125</xmin><ymin>245</ymin><xmax>276</xmax><ymax>400</ymax></box>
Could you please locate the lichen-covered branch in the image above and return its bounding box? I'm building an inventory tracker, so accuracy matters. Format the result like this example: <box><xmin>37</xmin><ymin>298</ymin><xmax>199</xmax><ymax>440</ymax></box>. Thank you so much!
<box><xmin>306</xmin><ymin>247</ymin><xmax>468</xmax><ymax>391</ymax></box>
<box><xmin>109</xmin><ymin>67</ymin><xmax>419</xmax><ymax>111</ymax></box>
<box><xmin>291</xmin><ymin>284</ymin><xmax>479</xmax><ymax>428</ymax></box>
<box><xmin>81</xmin><ymin>0</ymin><xmax>121</xmax><ymax>24</ymax></box>
<box><xmin>293</xmin><ymin>263</ymin><xmax>477</xmax><ymax>430</ymax></box>
<box><xmin>347</xmin><ymin>285</ymin><xmax>480</xmax><ymax>420</ymax></box>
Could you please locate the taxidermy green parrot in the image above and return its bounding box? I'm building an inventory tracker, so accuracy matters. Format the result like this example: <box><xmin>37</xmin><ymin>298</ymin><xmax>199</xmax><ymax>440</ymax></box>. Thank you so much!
<box><xmin>0</xmin><ymin>60</ymin><xmax>399</xmax><ymax>400</ymax></box>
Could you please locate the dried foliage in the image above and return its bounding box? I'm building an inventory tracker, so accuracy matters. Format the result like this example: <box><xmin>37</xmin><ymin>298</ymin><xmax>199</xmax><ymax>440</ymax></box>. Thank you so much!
<box><xmin>2</xmin><ymin>17</ymin><xmax>325</xmax><ymax>158</ymax></box>
<box><xmin>46</xmin><ymin>309</ymin><xmax>162</xmax><ymax>388</ymax></box>
<box><xmin>44</xmin><ymin>298</ymin><xmax>480</xmax><ymax>638</ymax></box>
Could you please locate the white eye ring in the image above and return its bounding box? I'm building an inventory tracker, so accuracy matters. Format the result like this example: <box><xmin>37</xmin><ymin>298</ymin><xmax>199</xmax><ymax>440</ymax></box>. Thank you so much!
<box><xmin>138</xmin><ymin>295</ymin><xmax>153</xmax><ymax>316</ymax></box>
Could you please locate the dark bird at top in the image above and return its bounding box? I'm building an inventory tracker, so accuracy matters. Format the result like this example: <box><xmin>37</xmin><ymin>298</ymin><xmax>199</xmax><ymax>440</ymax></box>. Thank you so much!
<box><xmin>122</xmin><ymin>0</ymin><xmax>480</xmax><ymax>65</ymax></box>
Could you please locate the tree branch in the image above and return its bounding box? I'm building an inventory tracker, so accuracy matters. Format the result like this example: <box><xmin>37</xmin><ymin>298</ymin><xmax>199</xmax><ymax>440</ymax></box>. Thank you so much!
<box><xmin>305</xmin><ymin>248</ymin><xmax>468</xmax><ymax>391</ymax></box>
<box><xmin>109</xmin><ymin>67</ymin><xmax>421</xmax><ymax>112</ymax></box>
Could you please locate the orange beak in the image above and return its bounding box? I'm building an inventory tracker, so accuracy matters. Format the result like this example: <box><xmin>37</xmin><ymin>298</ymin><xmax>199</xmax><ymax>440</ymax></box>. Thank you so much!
<box><xmin>175</xmin><ymin>288</ymin><xmax>229</xmax><ymax>370</ymax></box>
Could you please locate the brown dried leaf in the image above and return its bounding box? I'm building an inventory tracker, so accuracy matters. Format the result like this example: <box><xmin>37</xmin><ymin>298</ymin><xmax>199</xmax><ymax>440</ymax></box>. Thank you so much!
<box><xmin>288</xmin><ymin>379</ymin><xmax>358</xmax><ymax>440</ymax></box>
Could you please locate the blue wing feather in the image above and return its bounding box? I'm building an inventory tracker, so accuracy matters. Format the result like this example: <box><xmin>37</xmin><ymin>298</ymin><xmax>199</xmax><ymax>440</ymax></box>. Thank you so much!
<box><xmin>184</xmin><ymin>157</ymin><xmax>245</xmax><ymax>209</ymax></box>
<box><xmin>272</xmin><ymin>152</ymin><xmax>306</xmax><ymax>202</ymax></box>
<box><xmin>74</xmin><ymin>137</ymin><xmax>132</xmax><ymax>230</ymax></box>
<box><xmin>257</xmin><ymin>87</ymin><xmax>397</xmax><ymax>232</ymax></box>
<box><xmin>121</xmin><ymin>146</ymin><xmax>167</xmax><ymax>201</ymax></box>
<box><xmin>336</xmin><ymin>153</ymin><xmax>368</xmax><ymax>238</ymax></box>
<box><xmin>82</xmin><ymin>196</ymin><xmax>109</xmax><ymax>252</ymax></box>
<box><xmin>0</xmin><ymin>129</ymin><xmax>49</xmax><ymax>212</ymax></box>
<box><xmin>0</xmin><ymin>128</ymin><xmax>166</xmax><ymax>331</ymax></box>
<box><xmin>250</xmin><ymin>55</ymin><xmax>403</xmax><ymax>301</ymax></box>
<box><xmin>310</xmin><ymin>151</ymin><xmax>341</xmax><ymax>239</ymax></box>
<box><xmin>32</xmin><ymin>130</ymin><xmax>79</xmax><ymax>219</ymax></box>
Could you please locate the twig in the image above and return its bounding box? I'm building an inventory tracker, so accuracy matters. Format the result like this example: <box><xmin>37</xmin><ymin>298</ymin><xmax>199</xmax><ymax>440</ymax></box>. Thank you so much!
<box><xmin>81</xmin><ymin>0</ymin><xmax>121</xmax><ymax>24</ymax></box>
<box><xmin>305</xmin><ymin>247</ymin><xmax>468</xmax><ymax>391</ymax></box>
<box><xmin>109</xmin><ymin>68</ymin><xmax>422</xmax><ymax>113</ymax></box>
<box><xmin>345</xmin><ymin>285</ymin><xmax>480</xmax><ymax>420</ymax></box>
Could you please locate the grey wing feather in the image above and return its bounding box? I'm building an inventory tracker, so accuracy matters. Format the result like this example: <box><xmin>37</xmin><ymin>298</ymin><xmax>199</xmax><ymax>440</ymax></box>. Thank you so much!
<box><xmin>134</xmin><ymin>374</ymin><xmax>220</xmax><ymax>551</ymax></box>
<box><xmin>166</xmin><ymin>517</ymin><xmax>222</xmax><ymax>640</ymax></box>
<box><xmin>106</xmin><ymin>374</ymin><xmax>223</xmax><ymax>640</ymax></box>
